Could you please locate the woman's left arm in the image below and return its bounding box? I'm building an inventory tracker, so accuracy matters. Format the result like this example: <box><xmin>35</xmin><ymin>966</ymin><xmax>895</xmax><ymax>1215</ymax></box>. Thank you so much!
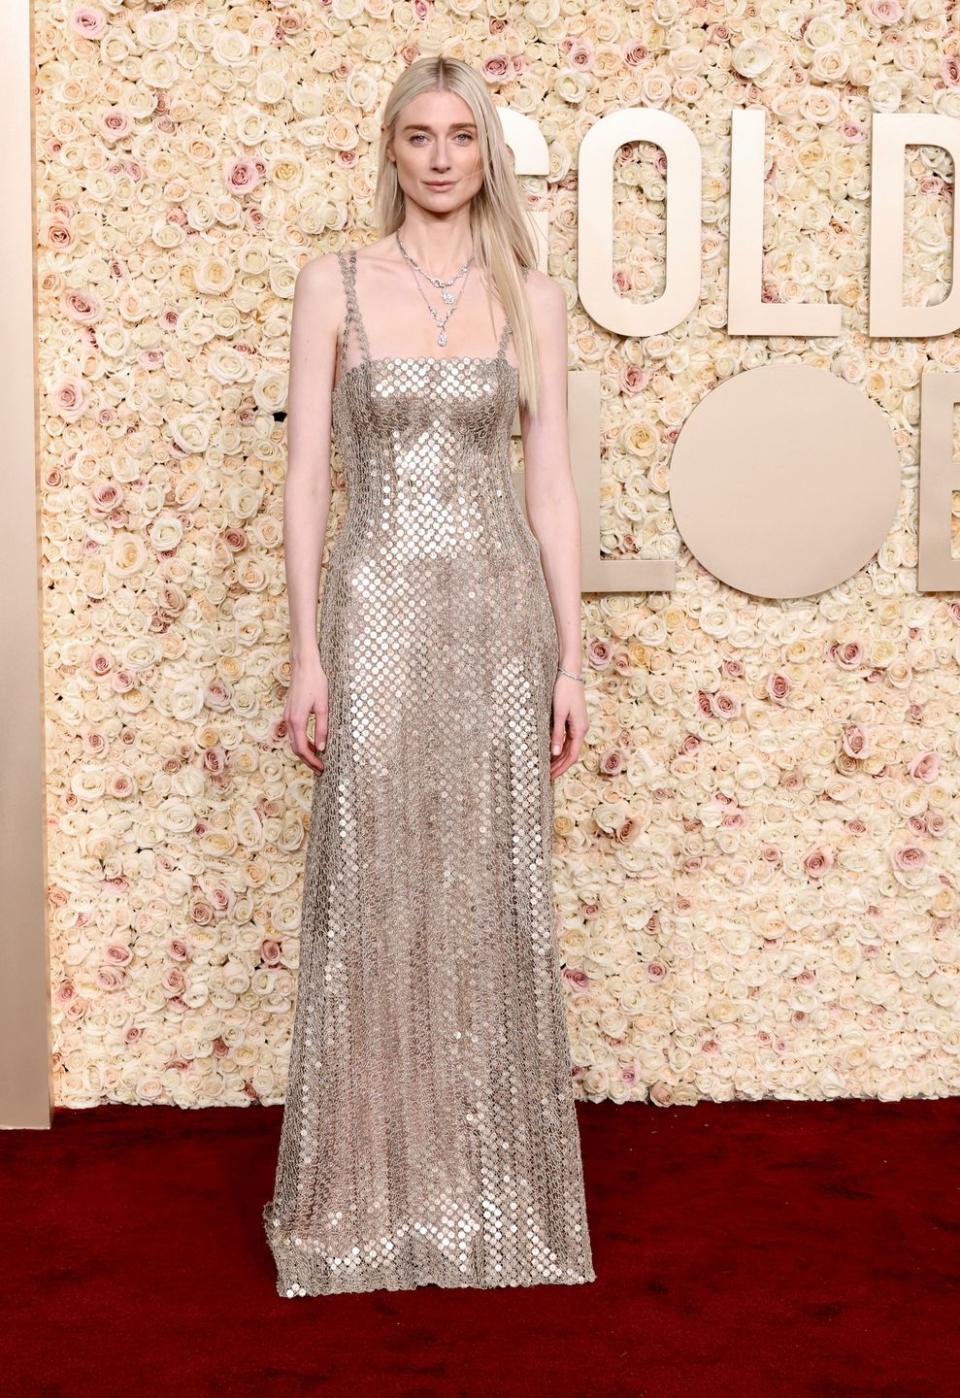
<box><xmin>518</xmin><ymin>271</ymin><xmax>587</xmax><ymax>781</ymax></box>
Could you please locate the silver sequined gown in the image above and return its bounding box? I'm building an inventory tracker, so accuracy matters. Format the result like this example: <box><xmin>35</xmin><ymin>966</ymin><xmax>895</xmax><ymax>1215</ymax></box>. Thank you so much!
<box><xmin>262</xmin><ymin>247</ymin><xmax>595</xmax><ymax>1296</ymax></box>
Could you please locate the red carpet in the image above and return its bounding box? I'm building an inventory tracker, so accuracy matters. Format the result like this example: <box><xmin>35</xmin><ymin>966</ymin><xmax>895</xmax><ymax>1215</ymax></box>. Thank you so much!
<box><xmin>1</xmin><ymin>1096</ymin><xmax>957</xmax><ymax>1397</ymax></box>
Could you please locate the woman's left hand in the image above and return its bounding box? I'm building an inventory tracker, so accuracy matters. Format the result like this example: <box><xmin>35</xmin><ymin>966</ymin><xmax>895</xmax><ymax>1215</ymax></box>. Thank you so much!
<box><xmin>549</xmin><ymin>673</ymin><xmax>588</xmax><ymax>780</ymax></box>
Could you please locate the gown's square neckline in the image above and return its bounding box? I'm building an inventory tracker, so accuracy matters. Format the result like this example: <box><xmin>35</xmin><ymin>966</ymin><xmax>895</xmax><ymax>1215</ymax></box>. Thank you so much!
<box><xmin>333</xmin><ymin>354</ymin><xmax>518</xmax><ymax>398</ymax></box>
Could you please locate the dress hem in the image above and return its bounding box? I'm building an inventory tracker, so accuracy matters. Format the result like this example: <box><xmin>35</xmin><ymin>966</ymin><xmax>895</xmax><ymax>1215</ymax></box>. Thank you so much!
<box><xmin>264</xmin><ymin>1204</ymin><xmax>597</xmax><ymax>1297</ymax></box>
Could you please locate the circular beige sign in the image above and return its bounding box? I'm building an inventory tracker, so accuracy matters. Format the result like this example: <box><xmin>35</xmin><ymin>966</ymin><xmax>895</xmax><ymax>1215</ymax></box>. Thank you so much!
<box><xmin>669</xmin><ymin>363</ymin><xmax>901</xmax><ymax>599</ymax></box>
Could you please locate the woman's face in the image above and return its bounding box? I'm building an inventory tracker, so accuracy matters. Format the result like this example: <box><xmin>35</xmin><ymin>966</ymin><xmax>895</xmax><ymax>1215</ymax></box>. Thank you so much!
<box><xmin>387</xmin><ymin>89</ymin><xmax>484</xmax><ymax>217</ymax></box>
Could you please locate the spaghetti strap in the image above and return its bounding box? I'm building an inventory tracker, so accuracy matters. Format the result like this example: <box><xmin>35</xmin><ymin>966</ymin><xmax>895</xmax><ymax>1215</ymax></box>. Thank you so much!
<box><xmin>335</xmin><ymin>247</ymin><xmax>371</xmax><ymax>374</ymax></box>
<box><xmin>496</xmin><ymin>314</ymin><xmax>511</xmax><ymax>362</ymax></box>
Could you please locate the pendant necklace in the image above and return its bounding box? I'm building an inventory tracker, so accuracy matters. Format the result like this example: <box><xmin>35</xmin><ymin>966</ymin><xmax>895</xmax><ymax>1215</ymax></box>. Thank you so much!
<box><xmin>396</xmin><ymin>231</ymin><xmax>475</xmax><ymax>347</ymax></box>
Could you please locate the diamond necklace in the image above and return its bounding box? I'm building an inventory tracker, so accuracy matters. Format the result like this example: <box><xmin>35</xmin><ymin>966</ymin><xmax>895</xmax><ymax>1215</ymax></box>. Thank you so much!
<box><xmin>395</xmin><ymin>231</ymin><xmax>475</xmax><ymax>348</ymax></box>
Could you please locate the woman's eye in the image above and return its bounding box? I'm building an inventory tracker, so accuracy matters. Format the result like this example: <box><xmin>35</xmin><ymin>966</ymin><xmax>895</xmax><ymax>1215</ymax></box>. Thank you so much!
<box><xmin>409</xmin><ymin>133</ymin><xmax>473</xmax><ymax>144</ymax></box>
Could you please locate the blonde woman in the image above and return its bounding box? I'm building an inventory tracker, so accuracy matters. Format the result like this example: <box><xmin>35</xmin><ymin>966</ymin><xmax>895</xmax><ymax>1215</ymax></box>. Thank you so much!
<box><xmin>262</xmin><ymin>55</ymin><xmax>594</xmax><ymax>1296</ymax></box>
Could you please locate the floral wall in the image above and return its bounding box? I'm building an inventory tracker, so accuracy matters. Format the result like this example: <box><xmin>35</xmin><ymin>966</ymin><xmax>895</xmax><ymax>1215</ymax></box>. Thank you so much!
<box><xmin>39</xmin><ymin>0</ymin><xmax>960</xmax><ymax>1109</ymax></box>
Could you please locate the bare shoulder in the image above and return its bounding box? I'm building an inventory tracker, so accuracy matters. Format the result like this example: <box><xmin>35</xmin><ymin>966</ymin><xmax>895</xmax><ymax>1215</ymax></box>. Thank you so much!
<box><xmin>295</xmin><ymin>250</ymin><xmax>342</xmax><ymax>298</ymax></box>
<box><xmin>524</xmin><ymin>265</ymin><xmax>565</xmax><ymax>311</ymax></box>
<box><xmin>522</xmin><ymin>265</ymin><xmax>557</xmax><ymax>297</ymax></box>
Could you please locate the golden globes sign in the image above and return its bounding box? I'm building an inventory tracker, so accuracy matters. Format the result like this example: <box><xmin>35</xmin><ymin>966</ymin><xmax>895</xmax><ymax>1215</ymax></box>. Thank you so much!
<box><xmin>503</xmin><ymin>107</ymin><xmax>960</xmax><ymax>601</ymax></box>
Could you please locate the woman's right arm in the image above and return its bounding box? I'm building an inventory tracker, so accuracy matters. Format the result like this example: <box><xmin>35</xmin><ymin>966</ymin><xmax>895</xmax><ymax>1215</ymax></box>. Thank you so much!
<box><xmin>282</xmin><ymin>252</ymin><xmax>341</xmax><ymax>772</ymax></box>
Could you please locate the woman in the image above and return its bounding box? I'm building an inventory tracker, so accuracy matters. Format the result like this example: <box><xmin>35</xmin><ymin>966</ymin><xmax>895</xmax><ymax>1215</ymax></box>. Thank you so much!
<box><xmin>262</xmin><ymin>54</ymin><xmax>595</xmax><ymax>1296</ymax></box>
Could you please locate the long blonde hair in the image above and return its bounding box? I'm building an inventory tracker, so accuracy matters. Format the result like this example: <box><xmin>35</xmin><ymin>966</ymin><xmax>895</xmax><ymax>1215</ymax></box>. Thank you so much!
<box><xmin>372</xmin><ymin>56</ymin><xmax>541</xmax><ymax>415</ymax></box>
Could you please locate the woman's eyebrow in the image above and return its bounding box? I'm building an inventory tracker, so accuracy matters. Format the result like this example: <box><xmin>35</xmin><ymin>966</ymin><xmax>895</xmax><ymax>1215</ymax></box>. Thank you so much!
<box><xmin>400</xmin><ymin>122</ymin><xmax>478</xmax><ymax>132</ymax></box>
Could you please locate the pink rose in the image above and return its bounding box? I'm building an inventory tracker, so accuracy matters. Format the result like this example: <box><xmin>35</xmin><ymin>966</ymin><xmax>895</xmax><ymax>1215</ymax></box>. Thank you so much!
<box><xmin>99</xmin><ymin>108</ymin><xmax>131</xmax><ymax>142</ymax></box>
<box><xmin>766</xmin><ymin>671</ymin><xmax>791</xmax><ymax>701</ymax></box>
<box><xmin>69</xmin><ymin>6</ymin><xmax>107</xmax><ymax>39</ymax></box>
<box><xmin>202</xmin><ymin>748</ymin><xmax>226</xmax><ymax>774</ymax></box>
<box><xmin>842</xmin><ymin>724</ymin><xmax>870</xmax><ymax>758</ymax></box>
<box><xmin>190</xmin><ymin>899</ymin><xmax>214</xmax><ymax>926</ymax></box>
<box><xmin>710</xmin><ymin>689</ymin><xmax>742</xmax><ymax>719</ymax></box>
<box><xmin>568</xmin><ymin>41</ymin><xmax>595</xmax><ymax>70</ymax></box>
<box><xmin>599</xmin><ymin>748</ymin><xmax>625</xmax><ymax>776</ymax></box>
<box><xmin>891</xmin><ymin>844</ymin><xmax>927</xmax><ymax>872</ymax></box>
<box><xmin>481</xmin><ymin>55</ymin><xmax>509</xmax><ymax>81</ymax></box>
<box><xmin>51</xmin><ymin>374</ymin><xmax>87</xmax><ymax>421</ymax></box>
<box><xmin>832</xmin><ymin>639</ymin><xmax>864</xmax><ymax>668</ymax></box>
<box><xmin>224</xmin><ymin>157</ymin><xmax>259</xmax><ymax>194</ymax></box>
<box><xmin>60</xmin><ymin>287</ymin><xmax>102</xmax><ymax>323</ymax></box>
<box><xmin>205</xmin><ymin>677</ymin><xmax>231</xmax><ymax>709</ymax></box>
<box><xmin>586</xmin><ymin>637</ymin><xmax>612</xmax><ymax>669</ymax></box>
<box><xmin>212</xmin><ymin>885</ymin><xmax>234</xmax><ymax>912</ymax></box>
<box><xmin>863</xmin><ymin>0</ymin><xmax>903</xmax><ymax>22</ymax></box>
<box><xmin>621</xmin><ymin>362</ymin><xmax>649</xmax><ymax>393</ymax></box>
<box><xmin>90</xmin><ymin>479</ymin><xmax>121</xmax><ymax>514</ymax></box>
<box><xmin>804</xmin><ymin>845</ymin><xmax>834</xmax><ymax>878</ymax></box>
<box><xmin>907</xmin><ymin>751</ymin><xmax>939</xmax><ymax>782</ymax></box>
<box><xmin>162</xmin><ymin>968</ymin><xmax>187</xmax><ymax>995</ymax></box>
<box><xmin>43</xmin><ymin>213</ymin><xmax>74</xmax><ymax>249</ymax></box>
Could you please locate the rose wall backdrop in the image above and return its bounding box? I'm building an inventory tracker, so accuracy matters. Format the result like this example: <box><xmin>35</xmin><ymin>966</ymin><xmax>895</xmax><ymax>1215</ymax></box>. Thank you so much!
<box><xmin>38</xmin><ymin>0</ymin><xmax>960</xmax><ymax>1110</ymax></box>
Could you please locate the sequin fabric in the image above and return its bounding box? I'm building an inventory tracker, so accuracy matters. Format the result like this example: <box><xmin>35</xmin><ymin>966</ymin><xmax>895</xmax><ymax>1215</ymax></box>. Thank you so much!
<box><xmin>261</xmin><ymin>247</ymin><xmax>595</xmax><ymax>1296</ymax></box>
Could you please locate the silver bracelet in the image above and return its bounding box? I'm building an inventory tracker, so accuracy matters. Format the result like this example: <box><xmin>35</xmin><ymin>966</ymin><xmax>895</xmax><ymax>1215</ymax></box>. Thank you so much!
<box><xmin>557</xmin><ymin>665</ymin><xmax>585</xmax><ymax>683</ymax></box>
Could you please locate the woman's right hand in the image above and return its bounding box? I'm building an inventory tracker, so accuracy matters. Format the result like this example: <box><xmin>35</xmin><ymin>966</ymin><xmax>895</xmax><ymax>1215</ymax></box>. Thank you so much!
<box><xmin>284</xmin><ymin>650</ymin><xmax>329</xmax><ymax>772</ymax></box>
